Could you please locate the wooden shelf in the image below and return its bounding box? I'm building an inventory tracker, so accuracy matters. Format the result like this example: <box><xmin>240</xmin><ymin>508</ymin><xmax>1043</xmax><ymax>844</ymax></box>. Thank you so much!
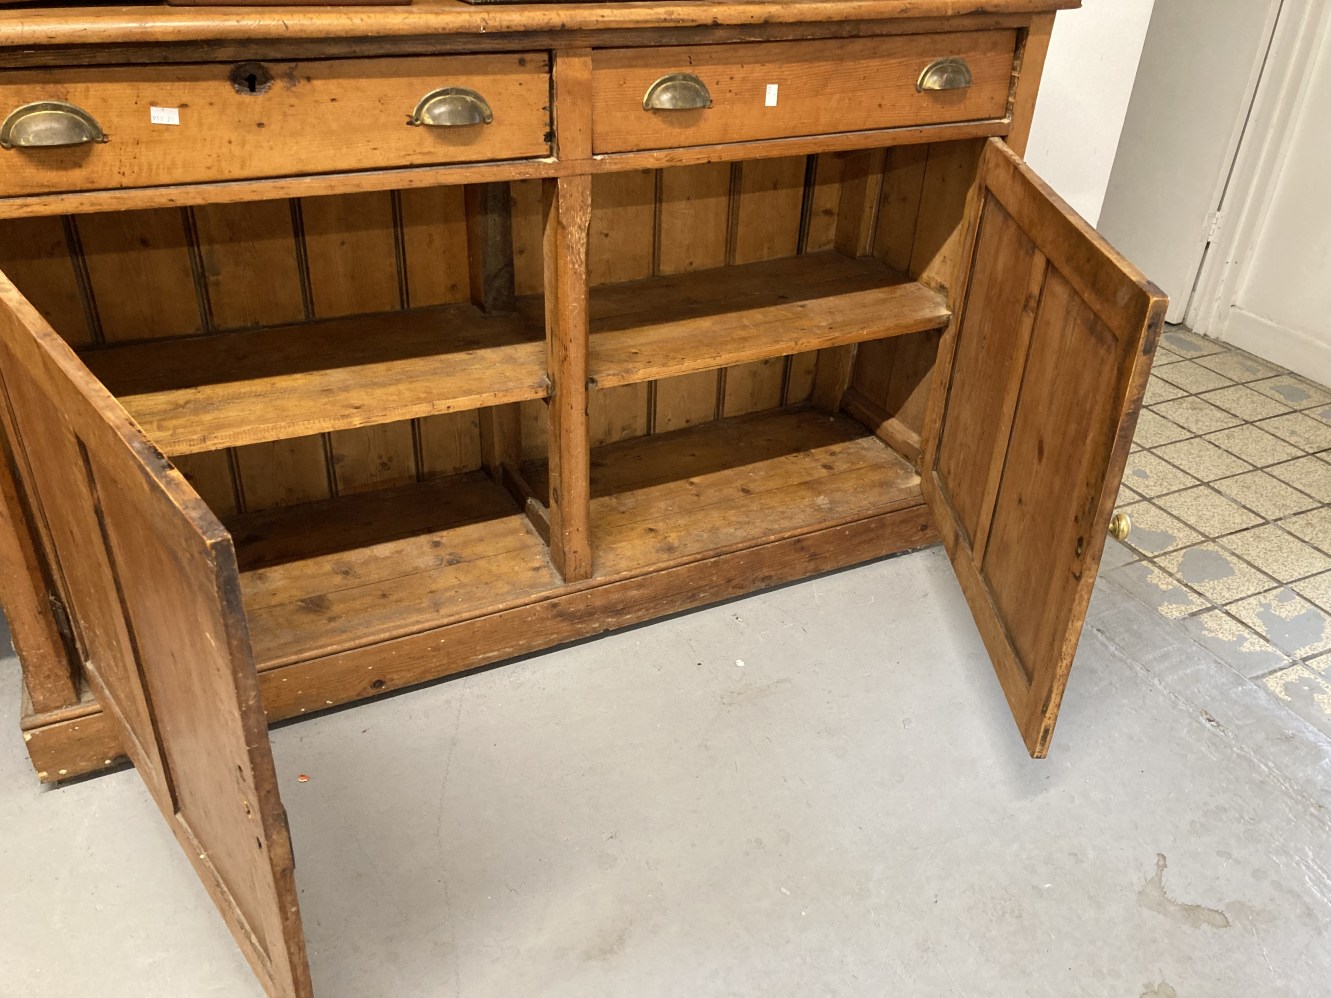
<box><xmin>528</xmin><ymin>407</ymin><xmax>925</xmax><ymax>578</ymax></box>
<box><xmin>80</xmin><ymin>303</ymin><xmax>548</xmax><ymax>455</ymax></box>
<box><xmin>225</xmin><ymin>471</ymin><xmax>562</xmax><ymax>670</ymax></box>
<box><xmin>223</xmin><ymin>407</ymin><xmax>923</xmax><ymax>670</ymax></box>
<box><xmin>586</xmin><ymin>252</ymin><xmax>950</xmax><ymax>389</ymax></box>
<box><xmin>227</xmin><ymin>408</ymin><xmax>923</xmax><ymax>671</ymax></box>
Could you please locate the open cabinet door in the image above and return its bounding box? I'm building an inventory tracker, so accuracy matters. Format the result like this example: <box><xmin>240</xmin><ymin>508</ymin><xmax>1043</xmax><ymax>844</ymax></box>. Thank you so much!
<box><xmin>0</xmin><ymin>275</ymin><xmax>312</xmax><ymax>998</ymax></box>
<box><xmin>923</xmin><ymin>139</ymin><xmax>1167</xmax><ymax>758</ymax></box>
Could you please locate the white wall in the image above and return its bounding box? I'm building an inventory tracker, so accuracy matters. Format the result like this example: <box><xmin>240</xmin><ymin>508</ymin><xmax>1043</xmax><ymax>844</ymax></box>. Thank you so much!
<box><xmin>1224</xmin><ymin>11</ymin><xmax>1331</xmax><ymax>386</ymax></box>
<box><xmin>1097</xmin><ymin>0</ymin><xmax>1279</xmax><ymax>323</ymax></box>
<box><xmin>1024</xmin><ymin>0</ymin><xmax>1156</xmax><ymax>226</ymax></box>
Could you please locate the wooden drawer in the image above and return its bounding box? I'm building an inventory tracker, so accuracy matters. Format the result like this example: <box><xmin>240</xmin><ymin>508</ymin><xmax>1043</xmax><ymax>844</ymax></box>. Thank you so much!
<box><xmin>591</xmin><ymin>32</ymin><xmax>1017</xmax><ymax>154</ymax></box>
<box><xmin>0</xmin><ymin>53</ymin><xmax>550</xmax><ymax>196</ymax></box>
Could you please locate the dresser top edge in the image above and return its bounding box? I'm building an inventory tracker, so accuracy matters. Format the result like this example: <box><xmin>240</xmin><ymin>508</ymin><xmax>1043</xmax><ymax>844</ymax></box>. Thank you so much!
<box><xmin>0</xmin><ymin>0</ymin><xmax>1078</xmax><ymax>52</ymax></box>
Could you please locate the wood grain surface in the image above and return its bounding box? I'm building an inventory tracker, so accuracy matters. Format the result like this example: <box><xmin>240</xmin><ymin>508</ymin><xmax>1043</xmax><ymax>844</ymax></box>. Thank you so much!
<box><xmin>0</xmin><ymin>272</ymin><xmax>312</xmax><ymax>996</ymax></box>
<box><xmin>0</xmin><ymin>1</ymin><xmax>1079</xmax><ymax>49</ymax></box>
<box><xmin>922</xmin><ymin>139</ymin><xmax>1166</xmax><ymax>757</ymax></box>
<box><xmin>81</xmin><ymin>304</ymin><xmax>548</xmax><ymax>454</ymax></box>
<box><xmin>592</xmin><ymin>32</ymin><xmax>1016</xmax><ymax>153</ymax></box>
<box><xmin>0</xmin><ymin>54</ymin><xmax>551</xmax><ymax>196</ymax></box>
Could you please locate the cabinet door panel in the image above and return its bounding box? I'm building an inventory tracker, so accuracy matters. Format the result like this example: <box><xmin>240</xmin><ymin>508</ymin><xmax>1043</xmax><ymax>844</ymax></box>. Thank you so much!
<box><xmin>923</xmin><ymin>139</ymin><xmax>1166</xmax><ymax>757</ymax></box>
<box><xmin>0</xmin><ymin>272</ymin><xmax>312</xmax><ymax>998</ymax></box>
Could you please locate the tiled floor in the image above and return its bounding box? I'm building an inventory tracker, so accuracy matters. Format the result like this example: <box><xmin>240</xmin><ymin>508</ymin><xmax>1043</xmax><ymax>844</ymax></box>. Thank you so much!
<box><xmin>1110</xmin><ymin>325</ymin><xmax>1331</xmax><ymax>738</ymax></box>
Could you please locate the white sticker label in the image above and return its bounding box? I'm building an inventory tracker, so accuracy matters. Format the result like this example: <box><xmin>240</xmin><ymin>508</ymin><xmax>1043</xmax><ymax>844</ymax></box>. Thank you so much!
<box><xmin>764</xmin><ymin>83</ymin><xmax>779</xmax><ymax>107</ymax></box>
<box><xmin>150</xmin><ymin>106</ymin><xmax>180</xmax><ymax>126</ymax></box>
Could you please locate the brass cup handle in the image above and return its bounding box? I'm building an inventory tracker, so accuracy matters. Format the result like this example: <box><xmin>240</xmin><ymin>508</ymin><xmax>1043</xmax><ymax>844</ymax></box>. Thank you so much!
<box><xmin>409</xmin><ymin>87</ymin><xmax>494</xmax><ymax>127</ymax></box>
<box><xmin>1108</xmin><ymin>511</ymin><xmax>1132</xmax><ymax>542</ymax></box>
<box><xmin>1</xmin><ymin>101</ymin><xmax>106</xmax><ymax>150</ymax></box>
<box><xmin>917</xmin><ymin>57</ymin><xmax>974</xmax><ymax>93</ymax></box>
<box><xmin>643</xmin><ymin>73</ymin><xmax>713</xmax><ymax>111</ymax></box>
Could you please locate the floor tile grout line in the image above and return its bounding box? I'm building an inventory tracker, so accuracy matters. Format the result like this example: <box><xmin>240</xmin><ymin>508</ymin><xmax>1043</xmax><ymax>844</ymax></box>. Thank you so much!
<box><xmin>1140</xmin><ymin>432</ymin><xmax>1331</xmax><ymax>503</ymax></box>
<box><xmin>1114</xmin><ymin>544</ymin><xmax>1331</xmax><ymax>662</ymax></box>
<box><xmin>1146</xmin><ymin>395</ymin><xmax>1331</xmax><ymax>431</ymax></box>
<box><xmin>1158</xmin><ymin>542</ymin><xmax>1282</xmax><ymax>603</ymax></box>
<box><xmin>1109</xmin><ymin>551</ymin><xmax>1214</xmax><ymax>619</ymax></box>
<box><xmin>1122</xmin><ymin>497</ymin><xmax>1324</xmax><ymax>555</ymax></box>
<box><xmin>1125</xmin><ymin>494</ymin><xmax>1269</xmax><ymax>544</ymax></box>
<box><xmin>1127</xmin><ymin>329</ymin><xmax>1331</xmax><ymax>707</ymax></box>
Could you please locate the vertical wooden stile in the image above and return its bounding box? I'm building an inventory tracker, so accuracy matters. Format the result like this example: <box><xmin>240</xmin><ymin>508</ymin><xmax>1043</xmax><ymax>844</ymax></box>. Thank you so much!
<box><xmin>510</xmin><ymin>179</ymin><xmax>546</xmax><ymax>297</ymax></box>
<box><xmin>0</xmin><ymin>406</ymin><xmax>78</xmax><ymax>710</ymax></box>
<box><xmin>545</xmin><ymin>49</ymin><xmax>594</xmax><ymax>581</ymax></box>
<box><xmin>897</xmin><ymin>140</ymin><xmax>985</xmax><ymax>454</ymax></box>
<box><xmin>843</xmin><ymin>140</ymin><xmax>982</xmax><ymax>465</ymax></box>
<box><xmin>1006</xmin><ymin>14</ymin><xmax>1056</xmax><ymax>157</ymax></box>
<box><xmin>833</xmin><ymin>149</ymin><xmax>887</xmax><ymax>260</ymax></box>
<box><xmin>0</xmin><ymin>215</ymin><xmax>100</xmax><ymax>707</ymax></box>
<box><xmin>873</xmin><ymin>144</ymin><xmax>930</xmax><ymax>270</ymax></box>
<box><xmin>844</xmin><ymin>142</ymin><xmax>929</xmax><ymax>449</ymax></box>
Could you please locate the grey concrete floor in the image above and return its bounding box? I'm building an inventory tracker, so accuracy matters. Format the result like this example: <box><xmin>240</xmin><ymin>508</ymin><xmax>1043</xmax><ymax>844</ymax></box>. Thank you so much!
<box><xmin>3</xmin><ymin>544</ymin><xmax>1330</xmax><ymax>997</ymax></box>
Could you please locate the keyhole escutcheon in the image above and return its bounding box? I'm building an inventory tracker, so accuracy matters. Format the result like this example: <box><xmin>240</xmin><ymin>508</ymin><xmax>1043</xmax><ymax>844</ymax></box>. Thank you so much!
<box><xmin>229</xmin><ymin>62</ymin><xmax>274</xmax><ymax>96</ymax></box>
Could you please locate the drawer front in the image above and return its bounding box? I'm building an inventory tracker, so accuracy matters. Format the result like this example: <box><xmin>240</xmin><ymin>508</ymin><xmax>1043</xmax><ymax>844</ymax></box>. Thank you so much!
<box><xmin>592</xmin><ymin>32</ymin><xmax>1017</xmax><ymax>154</ymax></box>
<box><xmin>0</xmin><ymin>53</ymin><xmax>550</xmax><ymax>196</ymax></box>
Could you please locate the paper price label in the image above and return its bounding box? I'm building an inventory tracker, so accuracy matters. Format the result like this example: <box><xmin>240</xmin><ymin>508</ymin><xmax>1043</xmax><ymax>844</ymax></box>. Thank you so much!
<box><xmin>150</xmin><ymin>106</ymin><xmax>181</xmax><ymax>126</ymax></box>
<box><xmin>764</xmin><ymin>83</ymin><xmax>779</xmax><ymax>107</ymax></box>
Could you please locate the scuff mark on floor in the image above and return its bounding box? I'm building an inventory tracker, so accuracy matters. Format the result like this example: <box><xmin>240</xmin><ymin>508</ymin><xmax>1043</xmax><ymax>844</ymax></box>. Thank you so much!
<box><xmin>1138</xmin><ymin>853</ymin><xmax>1231</xmax><ymax>929</ymax></box>
<box><xmin>1140</xmin><ymin>981</ymin><xmax>1178</xmax><ymax>998</ymax></box>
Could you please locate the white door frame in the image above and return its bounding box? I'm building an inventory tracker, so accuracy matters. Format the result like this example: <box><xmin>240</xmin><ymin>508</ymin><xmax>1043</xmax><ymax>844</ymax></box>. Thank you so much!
<box><xmin>1189</xmin><ymin>0</ymin><xmax>1331</xmax><ymax>338</ymax></box>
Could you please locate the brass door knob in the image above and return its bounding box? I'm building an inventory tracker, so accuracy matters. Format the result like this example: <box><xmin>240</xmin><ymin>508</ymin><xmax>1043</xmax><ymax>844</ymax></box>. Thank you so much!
<box><xmin>410</xmin><ymin>87</ymin><xmax>493</xmax><ymax>127</ymax></box>
<box><xmin>917</xmin><ymin>57</ymin><xmax>973</xmax><ymax>92</ymax></box>
<box><xmin>1108</xmin><ymin>511</ymin><xmax>1132</xmax><ymax>542</ymax></box>
<box><xmin>643</xmin><ymin>73</ymin><xmax>713</xmax><ymax>111</ymax></box>
<box><xmin>1</xmin><ymin>101</ymin><xmax>106</xmax><ymax>149</ymax></box>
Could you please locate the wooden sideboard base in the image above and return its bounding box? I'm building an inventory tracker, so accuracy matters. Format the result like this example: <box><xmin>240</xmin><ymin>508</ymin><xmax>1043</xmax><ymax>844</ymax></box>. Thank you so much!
<box><xmin>21</xmin><ymin>501</ymin><xmax>939</xmax><ymax>783</ymax></box>
<box><xmin>0</xmin><ymin>7</ymin><xmax>1173</xmax><ymax>989</ymax></box>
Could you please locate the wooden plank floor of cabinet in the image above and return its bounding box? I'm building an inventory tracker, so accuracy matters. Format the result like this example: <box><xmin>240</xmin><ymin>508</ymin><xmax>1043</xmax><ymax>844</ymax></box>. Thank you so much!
<box><xmin>222</xmin><ymin>407</ymin><xmax>922</xmax><ymax>667</ymax></box>
<box><xmin>228</xmin><ymin>472</ymin><xmax>563</xmax><ymax>669</ymax></box>
<box><xmin>78</xmin><ymin>303</ymin><xmax>549</xmax><ymax>454</ymax></box>
<box><xmin>527</xmin><ymin>408</ymin><xmax>925</xmax><ymax>577</ymax></box>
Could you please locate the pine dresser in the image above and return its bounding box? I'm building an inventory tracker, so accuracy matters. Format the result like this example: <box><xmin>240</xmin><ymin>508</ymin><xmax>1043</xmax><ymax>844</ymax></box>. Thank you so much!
<box><xmin>0</xmin><ymin>2</ymin><xmax>1163</xmax><ymax>993</ymax></box>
